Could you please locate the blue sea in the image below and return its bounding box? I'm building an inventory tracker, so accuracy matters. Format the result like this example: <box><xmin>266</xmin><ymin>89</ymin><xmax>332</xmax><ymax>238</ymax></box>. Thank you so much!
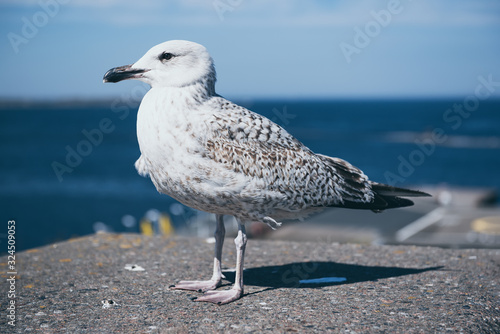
<box><xmin>1</xmin><ymin>99</ymin><xmax>500</xmax><ymax>251</ymax></box>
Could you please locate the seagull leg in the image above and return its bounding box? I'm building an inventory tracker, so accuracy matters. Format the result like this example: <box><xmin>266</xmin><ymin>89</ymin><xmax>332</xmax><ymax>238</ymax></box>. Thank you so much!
<box><xmin>195</xmin><ymin>220</ymin><xmax>247</xmax><ymax>304</ymax></box>
<box><xmin>170</xmin><ymin>214</ymin><xmax>225</xmax><ymax>292</ymax></box>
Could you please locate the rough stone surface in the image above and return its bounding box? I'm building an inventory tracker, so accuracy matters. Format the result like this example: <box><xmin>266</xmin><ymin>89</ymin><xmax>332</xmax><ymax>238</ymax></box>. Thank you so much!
<box><xmin>1</xmin><ymin>233</ymin><xmax>499</xmax><ymax>333</ymax></box>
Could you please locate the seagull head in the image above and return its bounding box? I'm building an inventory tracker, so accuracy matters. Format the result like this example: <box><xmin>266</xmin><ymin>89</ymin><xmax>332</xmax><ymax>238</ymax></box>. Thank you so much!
<box><xmin>103</xmin><ymin>40</ymin><xmax>216</xmax><ymax>90</ymax></box>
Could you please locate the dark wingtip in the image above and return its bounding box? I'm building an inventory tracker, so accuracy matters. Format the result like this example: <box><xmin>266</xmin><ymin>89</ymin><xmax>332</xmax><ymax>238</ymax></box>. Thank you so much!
<box><xmin>370</xmin><ymin>182</ymin><xmax>432</xmax><ymax>198</ymax></box>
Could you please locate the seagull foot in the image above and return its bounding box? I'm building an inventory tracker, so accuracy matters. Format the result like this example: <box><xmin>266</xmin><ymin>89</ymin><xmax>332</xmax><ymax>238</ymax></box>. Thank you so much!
<box><xmin>194</xmin><ymin>288</ymin><xmax>243</xmax><ymax>305</ymax></box>
<box><xmin>169</xmin><ymin>279</ymin><xmax>221</xmax><ymax>293</ymax></box>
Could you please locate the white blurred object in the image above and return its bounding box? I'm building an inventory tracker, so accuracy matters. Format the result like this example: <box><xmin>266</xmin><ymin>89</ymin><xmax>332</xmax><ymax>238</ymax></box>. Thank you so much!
<box><xmin>93</xmin><ymin>221</ymin><xmax>112</xmax><ymax>233</ymax></box>
<box><xmin>121</xmin><ymin>214</ymin><xmax>137</xmax><ymax>228</ymax></box>
<box><xmin>124</xmin><ymin>264</ymin><xmax>145</xmax><ymax>271</ymax></box>
<box><xmin>145</xmin><ymin>209</ymin><xmax>160</xmax><ymax>222</ymax></box>
<box><xmin>170</xmin><ymin>203</ymin><xmax>185</xmax><ymax>216</ymax></box>
<box><xmin>437</xmin><ymin>190</ymin><xmax>453</xmax><ymax>206</ymax></box>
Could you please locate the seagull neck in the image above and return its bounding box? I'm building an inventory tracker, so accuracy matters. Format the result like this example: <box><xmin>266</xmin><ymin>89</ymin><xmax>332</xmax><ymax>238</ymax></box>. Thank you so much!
<box><xmin>149</xmin><ymin>80</ymin><xmax>215</xmax><ymax>108</ymax></box>
<box><xmin>167</xmin><ymin>77</ymin><xmax>215</xmax><ymax>104</ymax></box>
<box><xmin>193</xmin><ymin>76</ymin><xmax>216</xmax><ymax>99</ymax></box>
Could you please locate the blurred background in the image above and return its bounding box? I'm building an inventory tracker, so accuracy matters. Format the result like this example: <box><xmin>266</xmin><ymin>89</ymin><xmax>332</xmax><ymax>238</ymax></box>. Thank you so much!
<box><xmin>1</xmin><ymin>0</ymin><xmax>499</xmax><ymax>251</ymax></box>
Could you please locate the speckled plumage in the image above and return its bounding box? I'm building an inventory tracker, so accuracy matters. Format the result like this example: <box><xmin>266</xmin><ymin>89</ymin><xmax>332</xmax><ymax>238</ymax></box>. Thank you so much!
<box><xmin>136</xmin><ymin>90</ymin><xmax>379</xmax><ymax>226</ymax></box>
<box><xmin>104</xmin><ymin>40</ymin><xmax>430</xmax><ymax>304</ymax></box>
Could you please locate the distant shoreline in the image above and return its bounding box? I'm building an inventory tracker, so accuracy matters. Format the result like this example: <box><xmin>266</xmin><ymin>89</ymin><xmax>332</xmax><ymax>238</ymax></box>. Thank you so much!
<box><xmin>0</xmin><ymin>99</ymin><xmax>120</xmax><ymax>110</ymax></box>
<box><xmin>3</xmin><ymin>96</ymin><xmax>500</xmax><ymax>110</ymax></box>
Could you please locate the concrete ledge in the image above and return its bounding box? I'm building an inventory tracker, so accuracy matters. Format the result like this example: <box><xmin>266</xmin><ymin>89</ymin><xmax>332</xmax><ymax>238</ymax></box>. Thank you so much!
<box><xmin>1</xmin><ymin>233</ymin><xmax>499</xmax><ymax>333</ymax></box>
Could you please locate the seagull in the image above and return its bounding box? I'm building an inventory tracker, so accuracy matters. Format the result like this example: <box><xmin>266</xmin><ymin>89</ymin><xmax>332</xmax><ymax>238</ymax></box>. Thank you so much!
<box><xmin>103</xmin><ymin>40</ymin><xmax>430</xmax><ymax>304</ymax></box>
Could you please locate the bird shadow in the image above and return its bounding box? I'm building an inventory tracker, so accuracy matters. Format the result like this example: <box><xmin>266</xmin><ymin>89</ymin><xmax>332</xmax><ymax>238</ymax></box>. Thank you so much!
<box><xmin>222</xmin><ymin>262</ymin><xmax>443</xmax><ymax>290</ymax></box>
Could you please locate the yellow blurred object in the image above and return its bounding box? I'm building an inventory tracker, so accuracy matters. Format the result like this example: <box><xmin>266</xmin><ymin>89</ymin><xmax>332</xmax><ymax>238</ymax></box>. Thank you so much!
<box><xmin>140</xmin><ymin>212</ymin><xmax>174</xmax><ymax>236</ymax></box>
<box><xmin>159</xmin><ymin>214</ymin><xmax>174</xmax><ymax>236</ymax></box>
<box><xmin>471</xmin><ymin>216</ymin><xmax>500</xmax><ymax>235</ymax></box>
<box><xmin>140</xmin><ymin>219</ymin><xmax>154</xmax><ymax>236</ymax></box>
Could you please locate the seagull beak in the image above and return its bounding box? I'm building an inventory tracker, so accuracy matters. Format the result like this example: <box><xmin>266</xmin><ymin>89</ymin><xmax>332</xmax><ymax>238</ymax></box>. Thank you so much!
<box><xmin>103</xmin><ymin>64</ymin><xmax>150</xmax><ymax>83</ymax></box>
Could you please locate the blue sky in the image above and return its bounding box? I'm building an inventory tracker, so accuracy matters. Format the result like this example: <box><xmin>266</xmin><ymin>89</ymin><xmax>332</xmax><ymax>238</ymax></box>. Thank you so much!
<box><xmin>1</xmin><ymin>0</ymin><xmax>500</xmax><ymax>100</ymax></box>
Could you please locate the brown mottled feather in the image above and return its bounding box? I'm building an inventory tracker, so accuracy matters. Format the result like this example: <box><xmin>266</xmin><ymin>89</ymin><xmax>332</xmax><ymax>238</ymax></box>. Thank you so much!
<box><xmin>204</xmin><ymin>98</ymin><xmax>375</xmax><ymax>213</ymax></box>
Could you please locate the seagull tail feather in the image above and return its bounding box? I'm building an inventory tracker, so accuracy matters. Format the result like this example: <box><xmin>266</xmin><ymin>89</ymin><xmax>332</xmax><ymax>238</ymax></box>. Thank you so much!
<box><xmin>369</xmin><ymin>182</ymin><xmax>431</xmax><ymax>212</ymax></box>
<box><xmin>369</xmin><ymin>182</ymin><xmax>431</xmax><ymax>198</ymax></box>
<box><xmin>327</xmin><ymin>182</ymin><xmax>430</xmax><ymax>212</ymax></box>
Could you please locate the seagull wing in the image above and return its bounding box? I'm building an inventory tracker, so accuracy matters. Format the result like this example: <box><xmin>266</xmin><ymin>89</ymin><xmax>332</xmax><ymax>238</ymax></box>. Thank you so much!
<box><xmin>203</xmin><ymin>99</ymin><xmax>374</xmax><ymax>210</ymax></box>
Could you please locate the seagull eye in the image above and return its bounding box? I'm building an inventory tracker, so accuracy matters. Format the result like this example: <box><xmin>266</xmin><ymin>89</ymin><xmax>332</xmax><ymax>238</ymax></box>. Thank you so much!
<box><xmin>159</xmin><ymin>52</ymin><xmax>174</xmax><ymax>62</ymax></box>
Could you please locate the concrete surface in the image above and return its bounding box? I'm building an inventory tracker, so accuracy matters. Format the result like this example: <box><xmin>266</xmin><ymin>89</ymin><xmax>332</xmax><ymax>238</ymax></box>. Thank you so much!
<box><xmin>1</xmin><ymin>233</ymin><xmax>499</xmax><ymax>333</ymax></box>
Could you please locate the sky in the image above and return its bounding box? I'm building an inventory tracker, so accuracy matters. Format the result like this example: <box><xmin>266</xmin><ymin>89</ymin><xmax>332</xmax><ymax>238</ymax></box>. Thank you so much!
<box><xmin>1</xmin><ymin>0</ymin><xmax>500</xmax><ymax>100</ymax></box>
